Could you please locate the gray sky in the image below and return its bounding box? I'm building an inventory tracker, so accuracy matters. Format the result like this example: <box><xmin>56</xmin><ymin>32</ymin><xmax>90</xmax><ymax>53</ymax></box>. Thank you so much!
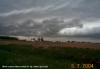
<box><xmin>0</xmin><ymin>0</ymin><xmax>100</xmax><ymax>39</ymax></box>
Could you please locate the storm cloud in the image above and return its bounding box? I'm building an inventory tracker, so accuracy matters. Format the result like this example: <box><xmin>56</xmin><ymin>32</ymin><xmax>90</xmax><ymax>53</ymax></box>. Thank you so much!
<box><xmin>0</xmin><ymin>0</ymin><xmax>100</xmax><ymax>39</ymax></box>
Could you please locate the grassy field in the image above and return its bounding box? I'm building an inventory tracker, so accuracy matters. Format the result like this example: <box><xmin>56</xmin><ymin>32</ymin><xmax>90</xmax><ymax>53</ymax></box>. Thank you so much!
<box><xmin>0</xmin><ymin>44</ymin><xmax>100</xmax><ymax>69</ymax></box>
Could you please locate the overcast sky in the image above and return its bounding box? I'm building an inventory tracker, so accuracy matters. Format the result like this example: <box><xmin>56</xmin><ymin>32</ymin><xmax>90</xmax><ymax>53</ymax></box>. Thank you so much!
<box><xmin>0</xmin><ymin>0</ymin><xmax>100</xmax><ymax>39</ymax></box>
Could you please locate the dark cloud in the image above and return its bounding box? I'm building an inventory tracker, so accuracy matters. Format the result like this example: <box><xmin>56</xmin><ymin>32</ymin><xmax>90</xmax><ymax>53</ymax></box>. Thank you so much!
<box><xmin>0</xmin><ymin>0</ymin><xmax>100</xmax><ymax>40</ymax></box>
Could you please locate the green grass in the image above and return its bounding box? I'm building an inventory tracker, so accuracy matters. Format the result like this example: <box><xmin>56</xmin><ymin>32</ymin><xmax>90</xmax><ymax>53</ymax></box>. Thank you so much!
<box><xmin>0</xmin><ymin>44</ymin><xmax>100</xmax><ymax>69</ymax></box>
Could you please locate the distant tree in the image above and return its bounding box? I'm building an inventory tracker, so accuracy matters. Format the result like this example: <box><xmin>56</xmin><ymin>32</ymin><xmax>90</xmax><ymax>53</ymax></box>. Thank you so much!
<box><xmin>67</xmin><ymin>41</ymin><xmax>70</xmax><ymax>43</ymax></box>
<box><xmin>40</xmin><ymin>37</ymin><xmax>44</xmax><ymax>42</ymax></box>
<box><xmin>37</xmin><ymin>37</ymin><xmax>41</xmax><ymax>41</ymax></box>
<box><xmin>32</xmin><ymin>38</ymin><xmax>36</xmax><ymax>41</ymax></box>
<box><xmin>37</xmin><ymin>37</ymin><xmax>44</xmax><ymax>42</ymax></box>
<box><xmin>0</xmin><ymin>36</ymin><xmax>18</xmax><ymax>40</ymax></box>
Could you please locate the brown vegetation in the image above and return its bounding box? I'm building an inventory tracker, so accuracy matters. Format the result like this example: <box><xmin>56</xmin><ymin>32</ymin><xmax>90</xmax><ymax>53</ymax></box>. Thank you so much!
<box><xmin>0</xmin><ymin>41</ymin><xmax>100</xmax><ymax>50</ymax></box>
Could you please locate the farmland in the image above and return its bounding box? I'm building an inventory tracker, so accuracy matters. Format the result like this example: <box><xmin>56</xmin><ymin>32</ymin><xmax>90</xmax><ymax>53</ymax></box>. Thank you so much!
<box><xmin>0</xmin><ymin>40</ymin><xmax>100</xmax><ymax>50</ymax></box>
<box><xmin>0</xmin><ymin>40</ymin><xmax>100</xmax><ymax>69</ymax></box>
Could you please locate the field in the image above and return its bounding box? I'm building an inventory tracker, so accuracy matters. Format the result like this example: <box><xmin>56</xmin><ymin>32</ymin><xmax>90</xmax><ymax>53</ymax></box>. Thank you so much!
<box><xmin>0</xmin><ymin>40</ymin><xmax>100</xmax><ymax>69</ymax></box>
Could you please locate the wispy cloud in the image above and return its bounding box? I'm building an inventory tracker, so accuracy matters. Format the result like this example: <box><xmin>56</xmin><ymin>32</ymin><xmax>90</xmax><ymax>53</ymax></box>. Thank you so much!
<box><xmin>0</xmin><ymin>6</ymin><xmax>53</xmax><ymax>17</ymax></box>
<box><xmin>48</xmin><ymin>0</ymin><xmax>84</xmax><ymax>11</ymax></box>
<box><xmin>0</xmin><ymin>0</ymin><xmax>84</xmax><ymax>17</ymax></box>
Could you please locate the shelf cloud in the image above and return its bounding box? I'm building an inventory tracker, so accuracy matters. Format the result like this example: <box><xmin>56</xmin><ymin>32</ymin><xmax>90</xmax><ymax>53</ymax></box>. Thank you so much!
<box><xmin>0</xmin><ymin>0</ymin><xmax>100</xmax><ymax>39</ymax></box>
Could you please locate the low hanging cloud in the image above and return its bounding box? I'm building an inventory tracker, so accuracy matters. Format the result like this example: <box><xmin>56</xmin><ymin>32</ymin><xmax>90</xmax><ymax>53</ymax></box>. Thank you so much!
<box><xmin>58</xmin><ymin>21</ymin><xmax>100</xmax><ymax>37</ymax></box>
<box><xmin>0</xmin><ymin>17</ymin><xmax>100</xmax><ymax>39</ymax></box>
